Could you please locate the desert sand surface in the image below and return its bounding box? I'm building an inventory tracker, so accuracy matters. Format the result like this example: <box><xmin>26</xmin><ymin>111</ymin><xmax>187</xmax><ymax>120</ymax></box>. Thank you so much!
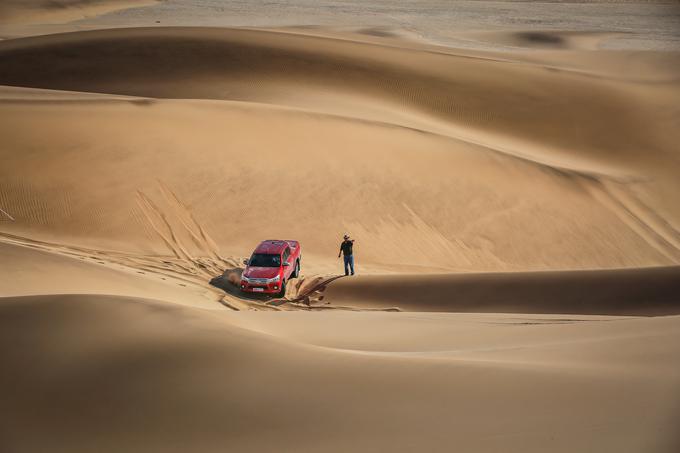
<box><xmin>2</xmin><ymin>294</ymin><xmax>680</xmax><ymax>453</ymax></box>
<box><xmin>1</xmin><ymin>1</ymin><xmax>680</xmax><ymax>452</ymax></box>
<box><xmin>0</xmin><ymin>0</ymin><xmax>160</xmax><ymax>26</ymax></box>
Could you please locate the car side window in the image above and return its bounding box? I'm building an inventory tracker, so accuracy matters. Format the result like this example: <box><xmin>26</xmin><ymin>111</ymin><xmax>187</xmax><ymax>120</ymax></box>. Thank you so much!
<box><xmin>283</xmin><ymin>247</ymin><xmax>290</xmax><ymax>263</ymax></box>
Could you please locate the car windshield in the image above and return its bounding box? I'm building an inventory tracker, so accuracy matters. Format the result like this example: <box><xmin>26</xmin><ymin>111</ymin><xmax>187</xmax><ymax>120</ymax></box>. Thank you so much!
<box><xmin>248</xmin><ymin>253</ymin><xmax>281</xmax><ymax>268</ymax></box>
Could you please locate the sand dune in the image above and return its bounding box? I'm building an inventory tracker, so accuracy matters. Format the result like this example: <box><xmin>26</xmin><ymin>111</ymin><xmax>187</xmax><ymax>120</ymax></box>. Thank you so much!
<box><xmin>1</xmin><ymin>27</ymin><xmax>680</xmax><ymax>271</ymax></box>
<box><xmin>0</xmin><ymin>241</ymin><xmax>222</xmax><ymax>309</ymax></box>
<box><xmin>1</xmin><ymin>13</ymin><xmax>679</xmax><ymax>453</ymax></box>
<box><xmin>0</xmin><ymin>90</ymin><xmax>676</xmax><ymax>270</ymax></box>
<box><xmin>1</xmin><ymin>294</ymin><xmax>679</xmax><ymax>453</ymax></box>
<box><xmin>319</xmin><ymin>266</ymin><xmax>680</xmax><ymax>315</ymax></box>
<box><xmin>1</xmin><ymin>27</ymin><xmax>678</xmax><ymax>174</ymax></box>
<box><xmin>0</xmin><ymin>1</ymin><xmax>159</xmax><ymax>25</ymax></box>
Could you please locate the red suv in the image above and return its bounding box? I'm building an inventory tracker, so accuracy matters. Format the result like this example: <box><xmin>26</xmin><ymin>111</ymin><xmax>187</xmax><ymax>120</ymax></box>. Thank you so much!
<box><xmin>240</xmin><ymin>240</ymin><xmax>301</xmax><ymax>297</ymax></box>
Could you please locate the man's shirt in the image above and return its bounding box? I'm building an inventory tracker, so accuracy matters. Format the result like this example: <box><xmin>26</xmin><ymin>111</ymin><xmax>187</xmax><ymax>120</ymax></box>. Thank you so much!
<box><xmin>340</xmin><ymin>240</ymin><xmax>354</xmax><ymax>256</ymax></box>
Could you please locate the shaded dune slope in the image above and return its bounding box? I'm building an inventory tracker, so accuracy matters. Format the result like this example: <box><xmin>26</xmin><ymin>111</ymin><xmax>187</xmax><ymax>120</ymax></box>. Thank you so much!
<box><xmin>323</xmin><ymin>266</ymin><xmax>680</xmax><ymax>315</ymax></box>
<box><xmin>1</xmin><ymin>294</ymin><xmax>679</xmax><ymax>453</ymax></box>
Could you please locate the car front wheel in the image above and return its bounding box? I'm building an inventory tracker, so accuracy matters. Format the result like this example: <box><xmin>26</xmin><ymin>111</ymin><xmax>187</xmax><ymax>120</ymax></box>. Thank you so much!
<box><xmin>276</xmin><ymin>280</ymin><xmax>286</xmax><ymax>298</ymax></box>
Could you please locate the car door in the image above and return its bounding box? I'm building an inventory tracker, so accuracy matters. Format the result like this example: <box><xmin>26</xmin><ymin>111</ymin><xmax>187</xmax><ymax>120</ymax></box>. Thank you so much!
<box><xmin>282</xmin><ymin>247</ymin><xmax>291</xmax><ymax>279</ymax></box>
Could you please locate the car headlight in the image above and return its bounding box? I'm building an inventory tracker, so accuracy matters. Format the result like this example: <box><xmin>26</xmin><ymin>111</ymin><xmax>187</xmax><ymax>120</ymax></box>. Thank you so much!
<box><xmin>267</xmin><ymin>275</ymin><xmax>280</xmax><ymax>283</ymax></box>
<box><xmin>241</xmin><ymin>274</ymin><xmax>250</xmax><ymax>282</ymax></box>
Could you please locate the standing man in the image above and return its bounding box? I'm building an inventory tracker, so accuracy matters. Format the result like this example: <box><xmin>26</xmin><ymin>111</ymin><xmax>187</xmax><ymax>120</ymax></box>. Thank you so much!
<box><xmin>338</xmin><ymin>234</ymin><xmax>355</xmax><ymax>276</ymax></box>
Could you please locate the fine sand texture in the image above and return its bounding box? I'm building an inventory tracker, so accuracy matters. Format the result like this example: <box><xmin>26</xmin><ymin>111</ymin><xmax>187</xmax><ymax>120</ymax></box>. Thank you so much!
<box><xmin>1</xmin><ymin>27</ymin><xmax>680</xmax><ymax>272</ymax></box>
<box><xmin>1</xmin><ymin>294</ymin><xmax>680</xmax><ymax>453</ymax></box>
<box><xmin>1</xmin><ymin>4</ymin><xmax>680</xmax><ymax>452</ymax></box>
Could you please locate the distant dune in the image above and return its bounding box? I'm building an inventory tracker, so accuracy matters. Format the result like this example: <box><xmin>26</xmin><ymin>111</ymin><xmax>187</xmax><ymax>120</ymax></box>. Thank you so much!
<box><xmin>0</xmin><ymin>1</ymin><xmax>159</xmax><ymax>25</ymax></box>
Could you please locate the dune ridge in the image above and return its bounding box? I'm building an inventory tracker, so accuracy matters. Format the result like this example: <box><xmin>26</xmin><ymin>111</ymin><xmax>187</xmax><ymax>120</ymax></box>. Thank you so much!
<box><xmin>319</xmin><ymin>266</ymin><xmax>680</xmax><ymax>315</ymax></box>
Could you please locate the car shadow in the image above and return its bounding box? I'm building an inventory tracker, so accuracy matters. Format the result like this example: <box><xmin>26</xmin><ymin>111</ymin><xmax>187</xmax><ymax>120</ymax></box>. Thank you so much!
<box><xmin>209</xmin><ymin>267</ymin><xmax>272</xmax><ymax>302</ymax></box>
<box><xmin>209</xmin><ymin>268</ymin><xmax>351</xmax><ymax>305</ymax></box>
